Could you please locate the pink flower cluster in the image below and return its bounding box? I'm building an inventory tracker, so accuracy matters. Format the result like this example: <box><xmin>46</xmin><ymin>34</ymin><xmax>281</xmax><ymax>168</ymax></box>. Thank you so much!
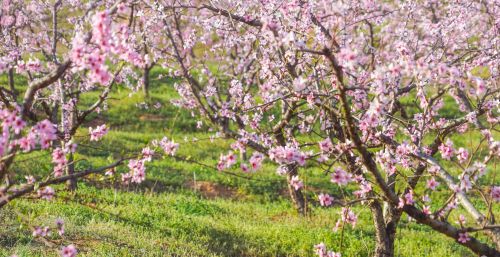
<box><xmin>71</xmin><ymin>10</ymin><xmax>144</xmax><ymax>86</ymax></box>
<box><xmin>55</xmin><ymin>218</ymin><xmax>65</xmax><ymax>236</ymax></box>
<box><xmin>52</xmin><ymin>147</ymin><xmax>68</xmax><ymax>177</ymax></box>
<box><xmin>318</xmin><ymin>138</ymin><xmax>334</xmax><ymax>153</ymax></box>
<box><xmin>1</xmin><ymin>108</ymin><xmax>58</xmax><ymax>155</ymax></box>
<box><xmin>18</xmin><ymin>120</ymin><xmax>55</xmax><ymax>151</ymax></box>
<box><xmin>71</xmin><ymin>36</ymin><xmax>111</xmax><ymax>85</ymax></box>
<box><xmin>33</xmin><ymin>226</ymin><xmax>50</xmax><ymax>237</ymax></box>
<box><xmin>158</xmin><ymin>137</ymin><xmax>179</xmax><ymax>156</ymax></box>
<box><xmin>438</xmin><ymin>139</ymin><xmax>454</xmax><ymax>160</ymax></box>
<box><xmin>314</xmin><ymin>243</ymin><xmax>341</xmax><ymax>257</ymax></box>
<box><xmin>92</xmin><ymin>11</ymin><xmax>112</xmax><ymax>52</ymax></box>
<box><xmin>337</xmin><ymin>48</ymin><xmax>358</xmax><ymax>70</ymax></box>
<box><xmin>37</xmin><ymin>187</ymin><xmax>55</xmax><ymax>200</ymax></box>
<box><xmin>458</xmin><ymin>232</ymin><xmax>470</xmax><ymax>244</ymax></box>
<box><xmin>491</xmin><ymin>186</ymin><xmax>500</xmax><ymax>202</ymax></box>
<box><xmin>340</xmin><ymin>207</ymin><xmax>358</xmax><ymax>228</ymax></box>
<box><xmin>290</xmin><ymin>175</ymin><xmax>303</xmax><ymax>190</ymax></box>
<box><xmin>217</xmin><ymin>151</ymin><xmax>237</xmax><ymax>171</ymax></box>
<box><xmin>1</xmin><ymin>108</ymin><xmax>26</xmax><ymax>134</ymax></box>
<box><xmin>123</xmin><ymin>159</ymin><xmax>146</xmax><ymax>184</ymax></box>
<box><xmin>248</xmin><ymin>152</ymin><xmax>264</xmax><ymax>171</ymax></box>
<box><xmin>142</xmin><ymin>147</ymin><xmax>155</xmax><ymax>161</ymax></box>
<box><xmin>398</xmin><ymin>190</ymin><xmax>415</xmax><ymax>208</ymax></box>
<box><xmin>456</xmin><ymin>148</ymin><xmax>469</xmax><ymax>163</ymax></box>
<box><xmin>268</xmin><ymin>146</ymin><xmax>307</xmax><ymax>166</ymax></box>
<box><xmin>426</xmin><ymin>177</ymin><xmax>440</xmax><ymax>191</ymax></box>
<box><xmin>60</xmin><ymin>244</ymin><xmax>77</xmax><ymax>257</ymax></box>
<box><xmin>318</xmin><ymin>193</ymin><xmax>334</xmax><ymax>207</ymax></box>
<box><xmin>89</xmin><ymin>124</ymin><xmax>108</xmax><ymax>141</ymax></box>
<box><xmin>330</xmin><ymin>167</ymin><xmax>352</xmax><ymax>186</ymax></box>
<box><xmin>353</xmin><ymin>176</ymin><xmax>372</xmax><ymax>198</ymax></box>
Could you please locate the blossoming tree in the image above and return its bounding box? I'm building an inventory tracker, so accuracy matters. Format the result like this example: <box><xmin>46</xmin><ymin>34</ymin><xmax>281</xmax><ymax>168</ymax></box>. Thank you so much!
<box><xmin>1</xmin><ymin>0</ymin><xmax>499</xmax><ymax>256</ymax></box>
<box><xmin>0</xmin><ymin>2</ymin><xmax>182</xmax><ymax>255</ymax></box>
<box><xmin>150</xmin><ymin>0</ymin><xmax>499</xmax><ymax>256</ymax></box>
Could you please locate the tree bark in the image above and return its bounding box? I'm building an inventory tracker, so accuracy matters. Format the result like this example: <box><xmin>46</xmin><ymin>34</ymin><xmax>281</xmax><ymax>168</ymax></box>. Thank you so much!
<box><xmin>286</xmin><ymin>165</ymin><xmax>306</xmax><ymax>215</ymax></box>
<box><xmin>66</xmin><ymin>151</ymin><xmax>77</xmax><ymax>191</ymax></box>
<box><xmin>370</xmin><ymin>200</ymin><xmax>396</xmax><ymax>257</ymax></box>
<box><xmin>142</xmin><ymin>65</ymin><xmax>150</xmax><ymax>97</ymax></box>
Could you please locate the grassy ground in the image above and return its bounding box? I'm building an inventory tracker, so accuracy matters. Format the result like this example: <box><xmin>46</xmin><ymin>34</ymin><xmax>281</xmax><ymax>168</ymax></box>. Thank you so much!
<box><xmin>0</xmin><ymin>70</ymin><xmax>498</xmax><ymax>256</ymax></box>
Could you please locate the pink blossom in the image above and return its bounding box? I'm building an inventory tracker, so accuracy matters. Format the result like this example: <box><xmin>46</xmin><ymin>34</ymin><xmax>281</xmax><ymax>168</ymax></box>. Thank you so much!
<box><xmin>141</xmin><ymin>147</ymin><xmax>155</xmax><ymax>162</ymax></box>
<box><xmin>60</xmin><ymin>244</ymin><xmax>77</xmax><ymax>257</ymax></box>
<box><xmin>341</xmin><ymin>207</ymin><xmax>357</xmax><ymax>227</ymax></box>
<box><xmin>128</xmin><ymin>159</ymin><xmax>146</xmax><ymax>183</ymax></box>
<box><xmin>438</xmin><ymin>139</ymin><xmax>454</xmax><ymax>160</ymax></box>
<box><xmin>426</xmin><ymin>177</ymin><xmax>440</xmax><ymax>190</ymax></box>
<box><xmin>354</xmin><ymin>180</ymin><xmax>372</xmax><ymax>198</ymax></box>
<box><xmin>474</xmin><ymin>78</ymin><xmax>486</xmax><ymax>96</ymax></box>
<box><xmin>121</xmin><ymin>173</ymin><xmax>132</xmax><ymax>185</ymax></box>
<box><xmin>12</xmin><ymin>117</ymin><xmax>25</xmax><ymax>134</ymax></box>
<box><xmin>89</xmin><ymin>125</ymin><xmax>108</xmax><ymax>141</ymax></box>
<box><xmin>318</xmin><ymin>193</ymin><xmax>334</xmax><ymax>207</ymax></box>
<box><xmin>105</xmin><ymin>168</ymin><xmax>115</xmax><ymax>177</ymax></box>
<box><xmin>290</xmin><ymin>175</ymin><xmax>303</xmax><ymax>191</ymax></box>
<box><xmin>55</xmin><ymin>218</ymin><xmax>65</xmax><ymax>236</ymax></box>
<box><xmin>319</xmin><ymin>138</ymin><xmax>334</xmax><ymax>153</ymax></box>
<box><xmin>268</xmin><ymin>146</ymin><xmax>307</xmax><ymax>166</ymax></box>
<box><xmin>457</xmin><ymin>215</ymin><xmax>466</xmax><ymax>226</ymax></box>
<box><xmin>32</xmin><ymin>226</ymin><xmax>50</xmax><ymax>237</ymax></box>
<box><xmin>491</xmin><ymin>186</ymin><xmax>500</xmax><ymax>202</ymax></box>
<box><xmin>337</xmin><ymin>48</ymin><xmax>357</xmax><ymax>69</ymax></box>
<box><xmin>404</xmin><ymin>190</ymin><xmax>415</xmax><ymax>205</ymax></box>
<box><xmin>52</xmin><ymin>147</ymin><xmax>67</xmax><ymax>177</ymax></box>
<box><xmin>458</xmin><ymin>232</ymin><xmax>470</xmax><ymax>243</ymax></box>
<box><xmin>428</xmin><ymin>165</ymin><xmax>440</xmax><ymax>175</ymax></box>
<box><xmin>456</xmin><ymin>148</ymin><xmax>469</xmax><ymax>163</ymax></box>
<box><xmin>34</xmin><ymin>119</ymin><xmax>58</xmax><ymax>148</ymax></box>
<box><xmin>65</xmin><ymin>142</ymin><xmax>78</xmax><ymax>153</ymax></box>
<box><xmin>240</xmin><ymin>163</ymin><xmax>249</xmax><ymax>173</ymax></box>
<box><xmin>17</xmin><ymin>136</ymin><xmax>35</xmax><ymax>152</ymax></box>
<box><xmin>314</xmin><ymin>243</ymin><xmax>327</xmax><ymax>257</ymax></box>
<box><xmin>38</xmin><ymin>187</ymin><xmax>55</xmax><ymax>200</ymax></box>
<box><xmin>249</xmin><ymin>152</ymin><xmax>264</xmax><ymax>171</ymax></box>
<box><xmin>330</xmin><ymin>168</ymin><xmax>351</xmax><ymax>186</ymax></box>
<box><xmin>159</xmin><ymin>137</ymin><xmax>179</xmax><ymax>156</ymax></box>
<box><xmin>276</xmin><ymin>166</ymin><xmax>288</xmax><ymax>176</ymax></box>
<box><xmin>422</xmin><ymin>206</ymin><xmax>431</xmax><ymax>215</ymax></box>
<box><xmin>217</xmin><ymin>151</ymin><xmax>237</xmax><ymax>171</ymax></box>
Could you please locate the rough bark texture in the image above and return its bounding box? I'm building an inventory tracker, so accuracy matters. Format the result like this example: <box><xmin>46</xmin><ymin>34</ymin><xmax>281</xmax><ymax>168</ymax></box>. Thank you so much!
<box><xmin>142</xmin><ymin>65</ymin><xmax>151</xmax><ymax>97</ymax></box>
<box><xmin>286</xmin><ymin>165</ymin><xmax>306</xmax><ymax>215</ymax></box>
<box><xmin>370</xmin><ymin>200</ymin><xmax>396</xmax><ymax>257</ymax></box>
<box><xmin>66</xmin><ymin>151</ymin><xmax>77</xmax><ymax>191</ymax></box>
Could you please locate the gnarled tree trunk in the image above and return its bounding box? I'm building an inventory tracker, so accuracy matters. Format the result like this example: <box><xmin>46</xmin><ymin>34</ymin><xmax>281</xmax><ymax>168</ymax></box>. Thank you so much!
<box><xmin>370</xmin><ymin>200</ymin><xmax>398</xmax><ymax>257</ymax></box>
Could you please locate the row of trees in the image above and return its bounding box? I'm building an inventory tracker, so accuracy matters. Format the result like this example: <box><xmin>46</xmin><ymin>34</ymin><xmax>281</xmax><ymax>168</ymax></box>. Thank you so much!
<box><xmin>0</xmin><ymin>0</ymin><xmax>498</xmax><ymax>256</ymax></box>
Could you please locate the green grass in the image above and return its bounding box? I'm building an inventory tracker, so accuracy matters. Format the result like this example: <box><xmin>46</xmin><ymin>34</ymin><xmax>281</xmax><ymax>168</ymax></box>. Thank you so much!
<box><xmin>1</xmin><ymin>70</ymin><xmax>498</xmax><ymax>256</ymax></box>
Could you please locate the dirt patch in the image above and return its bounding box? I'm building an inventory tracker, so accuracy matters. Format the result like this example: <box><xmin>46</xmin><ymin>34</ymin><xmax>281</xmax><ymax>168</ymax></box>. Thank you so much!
<box><xmin>139</xmin><ymin>114</ymin><xmax>165</xmax><ymax>121</ymax></box>
<box><xmin>84</xmin><ymin>116</ymin><xmax>107</xmax><ymax>127</ymax></box>
<box><xmin>185</xmin><ymin>181</ymin><xmax>238</xmax><ymax>199</ymax></box>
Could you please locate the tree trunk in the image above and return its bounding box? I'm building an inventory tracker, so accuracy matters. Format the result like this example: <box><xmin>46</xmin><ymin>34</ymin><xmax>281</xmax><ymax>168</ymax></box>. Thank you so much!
<box><xmin>370</xmin><ymin>200</ymin><xmax>396</xmax><ymax>257</ymax></box>
<box><xmin>142</xmin><ymin>65</ymin><xmax>150</xmax><ymax>97</ymax></box>
<box><xmin>66</xmin><ymin>151</ymin><xmax>77</xmax><ymax>191</ymax></box>
<box><xmin>8</xmin><ymin>68</ymin><xmax>17</xmax><ymax>98</ymax></box>
<box><xmin>286</xmin><ymin>165</ymin><xmax>306</xmax><ymax>215</ymax></box>
<box><xmin>65</xmin><ymin>103</ymin><xmax>77</xmax><ymax>191</ymax></box>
